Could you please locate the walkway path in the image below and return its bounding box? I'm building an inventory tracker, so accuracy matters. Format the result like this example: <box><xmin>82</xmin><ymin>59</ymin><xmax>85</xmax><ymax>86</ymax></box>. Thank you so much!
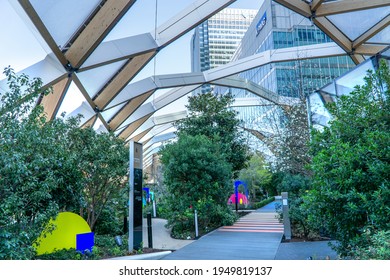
<box><xmin>161</xmin><ymin>201</ymin><xmax>283</xmax><ymax>260</ymax></box>
<box><xmin>142</xmin><ymin>218</ymin><xmax>194</xmax><ymax>250</ymax></box>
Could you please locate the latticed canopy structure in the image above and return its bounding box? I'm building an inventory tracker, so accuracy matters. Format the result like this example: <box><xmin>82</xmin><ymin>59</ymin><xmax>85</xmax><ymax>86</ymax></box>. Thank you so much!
<box><xmin>0</xmin><ymin>0</ymin><xmax>389</xmax><ymax>167</ymax></box>
<box><xmin>274</xmin><ymin>0</ymin><xmax>390</xmax><ymax>64</ymax></box>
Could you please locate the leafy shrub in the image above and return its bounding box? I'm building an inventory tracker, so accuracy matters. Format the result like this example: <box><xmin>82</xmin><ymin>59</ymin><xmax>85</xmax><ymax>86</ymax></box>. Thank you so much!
<box><xmin>94</xmin><ymin>207</ymin><xmax>124</xmax><ymax>236</ymax></box>
<box><xmin>168</xmin><ymin>197</ymin><xmax>238</xmax><ymax>239</ymax></box>
<box><xmin>308</xmin><ymin>60</ymin><xmax>390</xmax><ymax>257</ymax></box>
<box><xmin>276</xmin><ymin>173</ymin><xmax>321</xmax><ymax>240</ymax></box>
<box><xmin>34</xmin><ymin>248</ymin><xmax>83</xmax><ymax>260</ymax></box>
<box><xmin>351</xmin><ymin>229</ymin><xmax>390</xmax><ymax>260</ymax></box>
<box><xmin>143</xmin><ymin>203</ymin><xmax>154</xmax><ymax>218</ymax></box>
<box><xmin>33</xmin><ymin>234</ymin><xmax>129</xmax><ymax>260</ymax></box>
<box><xmin>159</xmin><ymin>92</ymin><xmax>249</xmax><ymax>239</ymax></box>
<box><xmin>0</xmin><ymin>68</ymin><xmax>83</xmax><ymax>260</ymax></box>
<box><xmin>160</xmin><ymin>134</ymin><xmax>236</xmax><ymax>238</ymax></box>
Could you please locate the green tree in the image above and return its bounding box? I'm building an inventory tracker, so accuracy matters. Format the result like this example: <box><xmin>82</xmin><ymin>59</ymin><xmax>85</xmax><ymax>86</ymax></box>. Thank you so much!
<box><xmin>158</xmin><ymin>92</ymin><xmax>250</xmax><ymax>237</ymax></box>
<box><xmin>176</xmin><ymin>92</ymin><xmax>249</xmax><ymax>176</ymax></box>
<box><xmin>0</xmin><ymin>68</ymin><xmax>84</xmax><ymax>259</ymax></box>
<box><xmin>238</xmin><ymin>152</ymin><xmax>272</xmax><ymax>200</ymax></box>
<box><xmin>69</xmin><ymin>127</ymin><xmax>129</xmax><ymax>231</ymax></box>
<box><xmin>306</xmin><ymin>59</ymin><xmax>390</xmax><ymax>257</ymax></box>
<box><xmin>0</xmin><ymin>68</ymin><xmax>129</xmax><ymax>259</ymax></box>
<box><xmin>275</xmin><ymin>103</ymin><xmax>311</xmax><ymax>176</ymax></box>
<box><xmin>159</xmin><ymin>134</ymin><xmax>235</xmax><ymax>237</ymax></box>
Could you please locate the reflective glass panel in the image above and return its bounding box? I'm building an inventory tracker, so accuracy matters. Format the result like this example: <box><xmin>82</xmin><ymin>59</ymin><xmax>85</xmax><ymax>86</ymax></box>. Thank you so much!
<box><xmin>368</xmin><ymin>26</ymin><xmax>390</xmax><ymax>44</ymax></box>
<box><xmin>328</xmin><ymin>7</ymin><xmax>390</xmax><ymax>41</ymax></box>
<box><xmin>320</xmin><ymin>81</ymin><xmax>336</xmax><ymax>96</ymax></box>
<box><xmin>335</xmin><ymin>59</ymin><xmax>374</xmax><ymax>96</ymax></box>
<box><xmin>309</xmin><ymin>92</ymin><xmax>329</xmax><ymax>116</ymax></box>
<box><xmin>381</xmin><ymin>47</ymin><xmax>390</xmax><ymax>58</ymax></box>
<box><xmin>154</xmin><ymin>91</ymin><xmax>188</xmax><ymax>116</ymax></box>
<box><xmin>118</xmin><ymin>102</ymin><xmax>155</xmax><ymax>130</ymax></box>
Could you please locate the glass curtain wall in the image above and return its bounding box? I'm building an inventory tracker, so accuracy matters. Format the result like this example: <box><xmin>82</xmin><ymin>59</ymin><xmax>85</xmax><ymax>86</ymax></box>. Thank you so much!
<box><xmin>223</xmin><ymin>0</ymin><xmax>355</xmax><ymax>150</ymax></box>
<box><xmin>191</xmin><ymin>8</ymin><xmax>257</xmax><ymax>94</ymax></box>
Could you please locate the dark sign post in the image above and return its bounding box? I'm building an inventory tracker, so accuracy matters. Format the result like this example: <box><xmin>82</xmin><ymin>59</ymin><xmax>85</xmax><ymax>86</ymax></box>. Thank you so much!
<box><xmin>128</xmin><ymin>141</ymin><xmax>143</xmax><ymax>252</ymax></box>
<box><xmin>235</xmin><ymin>185</ymin><xmax>239</xmax><ymax>212</ymax></box>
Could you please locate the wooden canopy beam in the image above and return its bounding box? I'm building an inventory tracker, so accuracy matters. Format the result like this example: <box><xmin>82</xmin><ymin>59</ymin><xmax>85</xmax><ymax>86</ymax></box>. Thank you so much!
<box><xmin>93</xmin><ymin>51</ymin><xmax>155</xmax><ymax>110</ymax></box>
<box><xmin>17</xmin><ymin>0</ymin><xmax>68</xmax><ymax>66</ymax></box>
<box><xmin>40</xmin><ymin>77</ymin><xmax>71</xmax><ymax>120</ymax></box>
<box><xmin>65</xmin><ymin>0</ymin><xmax>136</xmax><ymax>69</ymax></box>
<box><xmin>131</xmin><ymin>127</ymin><xmax>153</xmax><ymax>143</ymax></box>
<box><xmin>313</xmin><ymin>17</ymin><xmax>353</xmax><ymax>53</ymax></box>
<box><xmin>315</xmin><ymin>0</ymin><xmax>390</xmax><ymax>17</ymax></box>
<box><xmin>310</xmin><ymin>0</ymin><xmax>324</xmax><ymax>12</ymax></box>
<box><xmin>108</xmin><ymin>90</ymin><xmax>154</xmax><ymax>130</ymax></box>
<box><xmin>273</xmin><ymin>0</ymin><xmax>312</xmax><ymax>17</ymax></box>
<box><xmin>118</xmin><ymin>113</ymin><xmax>153</xmax><ymax>140</ymax></box>
<box><xmin>81</xmin><ymin>114</ymin><xmax>98</xmax><ymax>128</ymax></box>
<box><xmin>353</xmin><ymin>15</ymin><xmax>390</xmax><ymax>49</ymax></box>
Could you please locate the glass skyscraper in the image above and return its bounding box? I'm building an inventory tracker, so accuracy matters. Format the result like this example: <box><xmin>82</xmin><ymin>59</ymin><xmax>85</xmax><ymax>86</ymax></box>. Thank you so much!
<box><xmin>191</xmin><ymin>8</ymin><xmax>257</xmax><ymax>93</ymax></box>
<box><xmin>221</xmin><ymin>0</ymin><xmax>355</xmax><ymax>149</ymax></box>
<box><xmin>232</xmin><ymin>1</ymin><xmax>354</xmax><ymax>99</ymax></box>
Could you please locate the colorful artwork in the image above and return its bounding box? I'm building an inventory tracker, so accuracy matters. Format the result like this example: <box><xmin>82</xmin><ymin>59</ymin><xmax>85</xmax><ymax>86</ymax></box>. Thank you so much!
<box><xmin>228</xmin><ymin>180</ymin><xmax>249</xmax><ymax>206</ymax></box>
<box><xmin>76</xmin><ymin>232</ymin><xmax>94</xmax><ymax>253</ymax></box>
<box><xmin>34</xmin><ymin>212</ymin><xmax>92</xmax><ymax>255</ymax></box>
<box><xmin>228</xmin><ymin>193</ymin><xmax>249</xmax><ymax>205</ymax></box>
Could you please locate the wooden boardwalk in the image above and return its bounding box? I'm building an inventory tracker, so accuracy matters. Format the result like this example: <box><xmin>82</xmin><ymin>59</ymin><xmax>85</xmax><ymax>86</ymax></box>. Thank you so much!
<box><xmin>162</xmin><ymin>202</ymin><xmax>284</xmax><ymax>260</ymax></box>
<box><xmin>219</xmin><ymin>212</ymin><xmax>284</xmax><ymax>234</ymax></box>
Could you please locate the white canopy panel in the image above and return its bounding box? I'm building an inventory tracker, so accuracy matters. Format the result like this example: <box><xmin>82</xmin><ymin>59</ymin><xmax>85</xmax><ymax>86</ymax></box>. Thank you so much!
<box><xmin>1</xmin><ymin>0</ymin><xmax>389</xmax><ymax>162</ymax></box>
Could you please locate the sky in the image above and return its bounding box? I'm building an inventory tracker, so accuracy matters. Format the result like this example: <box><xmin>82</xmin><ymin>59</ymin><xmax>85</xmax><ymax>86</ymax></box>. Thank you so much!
<box><xmin>0</xmin><ymin>0</ymin><xmax>264</xmax><ymax>123</ymax></box>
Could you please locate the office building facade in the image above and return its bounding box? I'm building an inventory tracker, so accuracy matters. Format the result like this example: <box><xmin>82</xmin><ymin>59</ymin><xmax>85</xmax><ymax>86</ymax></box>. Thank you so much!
<box><xmin>223</xmin><ymin>0</ymin><xmax>355</xmax><ymax>147</ymax></box>
<box><xmin>191</xmin><ymin>8</ymin><xmax>257</xmax><ymax>93</ymax></box>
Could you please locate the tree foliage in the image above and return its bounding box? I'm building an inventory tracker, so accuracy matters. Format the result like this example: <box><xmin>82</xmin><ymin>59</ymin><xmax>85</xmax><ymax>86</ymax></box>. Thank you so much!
<box><xmin>238</xmin><ymin>152</ymin><xmax>272</xmax><ymax>200</ymax></box>
<box><xmin>306</xmin><ymin>59</ymin><xmax>390</xmax><ymax>257</ymax></box>
<box><xmin>159</xmin><ymin>134</ymin><xmax>235</xmax><ymax>237</ymax></box>
<box><xmin>176</xmin><ymin>92</ymin><xmax>249</xmax><ymax>175</ymax></box>
<box><xmin>274</xmin><ymin>103</ymin><xmax>311</xmax><ymax>176</ymax></box>
<box><xmin>275</xmin><ymin>173</ymin><xmax>315</xmax><ymax>239</ymax></box>
<box><xmin>0</xmin><ymin>68</ymin><xmax>84</xmax><ymax>259</ymax></box>
<box><xmin>0</xmin><ymin>68</ymin><xmax>129</xmax><ymax>259</ymax></box>
<box><xmin>159</xmin><ymin>92</ymin><xmax>248</xmax><ymax>237</ymax></box>
<box><xmin>257</xmin><ymin>100</ymin><xmax>311</xmax><ymax>177</ymax></box>
<box><xmin>246</xmin><ymin>58</ymin><xmax>313</xmax><ymax>176</ymax></box>
<box><xmin>69</xmin><ymin>127</ymin><xmax>128</xmax><ymax>231</ymax></box>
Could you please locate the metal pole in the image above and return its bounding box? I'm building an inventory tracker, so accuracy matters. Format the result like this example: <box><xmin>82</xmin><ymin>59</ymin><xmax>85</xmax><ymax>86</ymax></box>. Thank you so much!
<box><xmin>235</xmin><ymin>186</ymin><xmax>238</xmax><ymax>212</ymax></box>
<box><xmin>152</xmin><ymin>200</ymin><xmax>157</xmax><ymax>218</ymax></box>
<box><xmin>194</xmin><ymin>210</ymin><xmax>199</xmax><ymax>238</ymax></box>
<box><xmin>147</xmin><ymin>212</ymin><xmax>153</xmax><ymax>248</ymax></box>
<box><xmin>128</xmin><ymin>141</ymin><xmax>135</xmax><ymax>252</ymax></box>
<box><xmin>281</xmin><ymin>192</ymin><xmax>292</xmax><ymax>241</ymax></box>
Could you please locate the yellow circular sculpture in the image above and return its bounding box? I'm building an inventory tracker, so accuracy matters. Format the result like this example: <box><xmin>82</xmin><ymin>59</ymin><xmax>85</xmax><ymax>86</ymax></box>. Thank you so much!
<box><xmin>35</xmin><ymin>212</ymin><xmax>91</xmax><ymax>255</ymax></box>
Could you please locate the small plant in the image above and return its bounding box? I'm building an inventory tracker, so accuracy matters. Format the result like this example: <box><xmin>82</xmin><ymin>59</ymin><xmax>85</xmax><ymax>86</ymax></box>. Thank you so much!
<box><xmin>135</xmin><ymin>243</ymin><xmax>144</xmax><ymax>255</ymax></box>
